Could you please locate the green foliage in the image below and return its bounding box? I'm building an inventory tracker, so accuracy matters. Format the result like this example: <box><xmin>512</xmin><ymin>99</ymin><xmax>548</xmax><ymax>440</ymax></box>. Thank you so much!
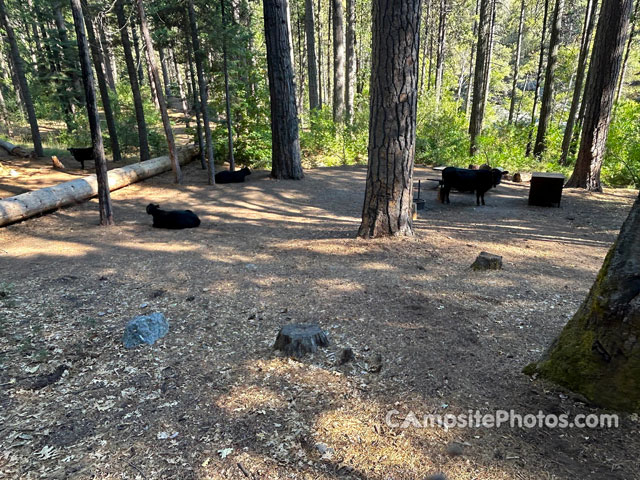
<box><xmin>416</xmin><ymin>93</ymin><xmax>469</xmax><ymax>166</ymax></box>
<box><xmin>299</xmin><ymin>102</ymin><xmax>368</xmax><ymax>168</ymax></box>
<box><xmin>603</xmin><ymin>100</ymin><xmax>640</xmax><ymax>188</ymax></box>
<box><xmin>112</xmin><ymin>82</ymin><xmax>166</xmax><ymax>158</ymax></box>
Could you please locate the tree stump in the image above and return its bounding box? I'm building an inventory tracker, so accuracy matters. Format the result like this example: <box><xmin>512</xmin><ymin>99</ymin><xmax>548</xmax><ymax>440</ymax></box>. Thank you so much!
<box><xmin>274</xmin><ymin>324</ymin><xmax>330</xmax><ymax>357</ymax></box>
<box><xmin>471</xmin><ymin>252</ymin><xmax>503</xmax><ymax>271</ymax></box>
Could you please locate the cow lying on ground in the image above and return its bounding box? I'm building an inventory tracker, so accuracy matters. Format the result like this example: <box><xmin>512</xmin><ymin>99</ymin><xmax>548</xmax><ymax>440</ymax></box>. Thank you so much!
<box><xmin>441</xmin><ymin>166</ymin><xmax>508</xmax><ymax>205</ymax></box>
<box><xmin>215</xmin><ymin>167</ymin><xmax>251</xmax><ymax>184</ymax></box>
<box><xmin>146</xmin><ymin>204</ymin><xmax>201</xmax><ymax>229</ymax></box>
<box><xmin>68</xmin><ymin>147</ymin><xmax>94</xmax><ymax>169</ymax></box>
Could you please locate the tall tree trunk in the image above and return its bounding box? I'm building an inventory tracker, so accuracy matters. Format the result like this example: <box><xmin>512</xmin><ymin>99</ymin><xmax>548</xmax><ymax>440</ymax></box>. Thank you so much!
<box><xmin>615</xmin><ymin>0</ymin><xmax>638</xmax><ymax>103</ymax></box>
<box><xmin>159</xmin><ymin>48</ymin><xmax>172</xmax><ymax>97</ymax></box>
<box><xmin>170</xmin><ymin>48</ymin><xmax>190</xmax><ymax>125</ymax></box>
<box><xmin>53</xmin><ymin>2</ymin><xmax>79</xmax><ymax>130</ymax></box>
<box><xmin>465</xmin><ymin>0</ymin><xmax>480</xmax><ymax>118</ymax></box>
<box><xmin>70</xmin><ymin>0</ymin><xmax>113</xmax><ymax>225</ymax></box>
<box><xmin>316</xmin><ymin>0</ymin><xmax>324</xmax><ymax>106</ymax></box>
<box><xmin>345</xmin><ymin>0</ymin><xmax>356</xmax><ymax>124</ymax></box>
<box><xmin>185</xmin><ymin>26</ymin><xmax>206</xmax><ymax>170</ymax></box>
<box><xmin>566</xmin><ymin>0</ymin><xmax>633</xmax><ymax>191</ymax></box>
<box><xmin>508</xmin><ymin>0</ymin><xmax>526</xmax><ymax>124</ymax></box>
<box><xmin>332</xmin><ymin>0</ymin><xmax>345</xmax><ymax>124</ymax></box>
<box><xmin>131</xmin><ymin>19</ymin><xmax>144</xmax><ymax>85</ymax></box>
<box><xmin>0</xmin><ymin>0</ymin><xmax>43</xmax><ymax>157</ymax></box>
<box><xmin>220</xmin><ymin>0</ymin><xmax>235</xmax><ymax>171</ymax></box>
<box><xmin>84</xmin><ymin>5</ymin><xmax>122</xmax><ymax>163</ymax></box>
<box><xmin>0</xmin><ymin>74</ymin><xmax>11</xmax><ymax>135</ymax></box>
<box><xmin>137</xmin><ymin>0</ymin><xmax>182</xmax><ymax>184</ymax></box>
<box><xmin>263</xmin><ymin>0</ymin><xmax>304</xmax><ymax>180</ymax></box>
<box><xmin>525</xmin><ymin>190</ymin><xmax>640</xmax><ymax>411</ymax></box>
<box><xmin>358</xmin><ymin>0</ymin><xmax>421</xmax><ymax>238</ymax></box>
<box><xmin>115</xmin><ymin>0</ymin><xmax>150</xmax><ymax>161</ymax></box>
<box><xmin>533</xmin><ymin>0</ymin><xmax>564</xmax><ymax>158</ymax></box>
<box><xmin>435</xmin><ymin>0</ymin><xmax>447</xmax><ymax>106</ymax></box>
<box><xmin>142</xmin><ymin>28</ymin><xmax>160</xmax><ymax>109</ymax></box>
<box><xmin>560</xmin><ymin>0</ymin><xmax>598</xmax><ymax>165</ymax></box>
<box><xmin>26</xmin><ymin>0</ymin><xmax>42</xmax><ymax>75</ymax></box>
<box><xmin>468</xmin><ymin>0</ymin><xmax>491</xmax><ymax>156</ymax></box>
<box><xmin>305</xmin><ymin>0</ymin><xmax>320</xmax><ymax>111</ymax></box>
<box><xmin>188</xmin><ymin>0</ymin><xmax>215</xmax><ymax>184</ymax></box>
<box><xmin>525</xmin><ymin>0</ymin><xmax>550</xmax><ymax>157</ymax></box>
<box><xmin>482</xmin><ymin>0</ymin><xmax>496</xmax><ymax>114</ymax></box>
<box><xmin>97</xmin><ymin>22</ymin><xmax>117</xmax><ymax>90</ymax></box>
<box><xmin>419</xmin><ymin>0</ymin><xmax>432</xmax><ymax>95</ymax></box>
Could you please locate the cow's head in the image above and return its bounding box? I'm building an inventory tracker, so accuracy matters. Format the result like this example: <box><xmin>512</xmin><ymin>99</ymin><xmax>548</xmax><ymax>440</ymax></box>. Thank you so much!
<box><xmin>491</xmin><ymin>168</ymin><xmax>508</xmax><ymax>187</ymax></box>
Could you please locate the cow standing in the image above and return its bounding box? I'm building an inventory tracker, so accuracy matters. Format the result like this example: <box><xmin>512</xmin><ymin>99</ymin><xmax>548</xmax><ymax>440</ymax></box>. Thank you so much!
<box><xmin>440</xmin><ymin>167</ymin><xmax>508</xmax><ymax>205</ymax></box>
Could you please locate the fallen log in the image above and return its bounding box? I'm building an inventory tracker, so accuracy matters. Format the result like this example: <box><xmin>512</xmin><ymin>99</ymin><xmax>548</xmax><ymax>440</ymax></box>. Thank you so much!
<box><xmin>0</xmin><ymin>145</ymin><xmax>199</xmax><ymax>227</ymax></box>
<box><xmin>0</xmin><ymin>139</ymin><xmax>29</xmax><ymax>158</ymax></box>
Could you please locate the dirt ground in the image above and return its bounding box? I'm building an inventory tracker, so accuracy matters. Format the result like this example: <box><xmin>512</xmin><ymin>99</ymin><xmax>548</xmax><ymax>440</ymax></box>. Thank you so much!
<box><xmin>0</xmin><ymin>160</ymin><xmax>639</xmax><ymax>480</ymax></box>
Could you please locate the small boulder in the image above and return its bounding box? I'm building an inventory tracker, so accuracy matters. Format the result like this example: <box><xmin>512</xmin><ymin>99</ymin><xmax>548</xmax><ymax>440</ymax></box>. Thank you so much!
<box><xmin>446</xmin><ymin>442</ymin><xmax>465</xmax><ymax>456</ymax></box>
<box><xmin>273</xmin><ymin>324</ymin><xmax>330</xmax><ymax>357</ymax></box>
<box><xmin>123</xmin><ymin>312</ymin><xmax>169</xmax><ymax>349</ymax></box>
<box><xmin>471</xmin><ymin>252</ymin><xmax>503</xmax><ymax>271</ymax></box>
<box><xmin>426</xmin><ymin>474</ymin><xmax>448</xmax><ymax>480</ymax></box>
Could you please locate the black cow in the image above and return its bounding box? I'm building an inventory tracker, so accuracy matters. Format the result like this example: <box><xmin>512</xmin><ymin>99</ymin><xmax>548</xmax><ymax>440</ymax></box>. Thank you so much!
<box><xmin>68</xmin><ymin>147</ymin><xmax>94</xmax><ymax>169</ymax></box>
<box><xmin>215</xmin><ymin>167</ymin><xmax>251</xmax><ymax>184</ymax></box>
<box><xmin>146</xmin><ymin>204</ymin><xmax>201</xmax><ymax>229</ymax></box>
<box><xmin>440</xmin><ymin>166</ymin><xmax>508</xmax><ymax>206</ymax></box>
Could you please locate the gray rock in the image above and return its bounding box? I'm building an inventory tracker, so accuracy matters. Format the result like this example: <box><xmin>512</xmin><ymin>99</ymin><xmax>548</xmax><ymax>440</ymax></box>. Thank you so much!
<box><xmin>446</xmin><ymin>442</ymin><xmax>464</xmax><ymax>456</ymax></box>
<box><xmin>123</xmin><ymin>312</ymin><xmax>169</xmax><ymax>349</ymax></box>
<box><xmin>425</xmin><ymin>474</ymin><xmax>448</xmax><ymax>480</ymax></box>
<box><xmin>273</xmin><ymin>324</ymin><xmax>329</xmax><ymax>357</ymax></box>
<box><xmin>471</xmin><ymin>251</ymin><xmax>503</xmax><ymax>271</ymax></box>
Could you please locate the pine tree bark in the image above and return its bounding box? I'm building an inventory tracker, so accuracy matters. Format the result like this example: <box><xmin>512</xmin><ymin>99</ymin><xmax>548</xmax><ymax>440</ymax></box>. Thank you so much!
<box><xmin>419</xmin><ymin>0</ymin><xmax>432</xmax><ymax>95</ymax></box>
<box><xmin>507</xmin><ymin>0</ymin><xmax>526</xmax><ymax>124</ymax></box>
<box><xmin>468</xmin><ymin>0</ymin><xmax>491</xmax><ymax>156</ymax></box>
<box><xmin>142</xmin><ymin>26</ymin><xmax>160</xmax><ymax>110</ymax></box>
<box><xmin>566</xmin><ymin>0</ymin><xmax>633</xmax><ymax>191</ymax></box>
<box><xmin>358</xmin><ymin>0</ymin><xmax>421</xmax><ymax>238</ymax></box>
<box><xmin>525</xmin><ymin>0</ymin><xmax>550</xmax><ymax>157</ymax></box>
<box><xmin>435</xmin><ymin>0</ymin><xmax>447</xmax><ymax>106</ymax></box>
<box><xmin>159</xmin><ymin>48</ymin><xmax>172</xmax><ymax>97</ymax></box>
<box><xmin>53</xmin><ymin>2</ymin><xmax>80</xmax><ymax>127</ymax></box>
<box><xmin>482</xmin><ymin>0</ymin><xmax>496</xmax><ymax>114</ymax></box>
<box><xmin>185</xmin><ymin>26</ymin><xmax>206</xmax><ymax>170</ymax></box>
<box><xmin>526</xmin><ymin>191</ymin><xmax>640</xmax><ymax>411</ymax></box>
<box><xmin>137</xmin><ymin>0</ymin><xmax>182</xmax><ymax>184</ymax></box>
<box><xmin>316</xmin><ymin>0</ymin><xmax>324</xmax><ymax>106</ymax></box>
<box><xmin>131</xmin><ymin>20</ymin><xmax>145</xmax><ymax>85</ymax></box>
<box><xmin>263</xmin><ymin>0</ymin><xmax>304</xmax><ymax>179</ymax></box>
<box><xmin>305</xmin><ymin>0</ymin><xmax>320</xmax><ymax>111</ymax></box>
<box><xmin>332</xmin><ymin>0</ymin><xmax>345</xmax><ymax>124</ymax></box>
<box><xmin>0</xmin><ymin>0</ymin><xmax>43</xmax><ymax>157</ymax></box>
<box><xmin>97</xmin><ymin>22</ymin><xmax>117</xmax><ymax>90</ymax></box>
<box><xmin>220</xmin><ymin>0</ymin><xmax>235</xmax><ymax>171</ymax></box>
<box><xmin>170</xmin><ymin>49</ymin><xmax>190</xmax><ymax>125</ymax></box>
<box><xmin>560</xmin><ymin>0</ymin><xmax>598</xmax><ymax>165</ymax></box>
<box><xmin>345</xmin><ymin>0</ymin><xmax>356</xmax><ymax>123</ymax></box>
<box><xmin>83</xmin><ymin>3</ymin><xmax>122</xmax><ymax>163</ymax></box>
<box><xmin>115</xmin><ymin>0</ymin><xmax>150</xmax><ymax>162</ymax></box>
<box><xmin>70</xmin><ymin>0</ymin><xmax>113</xmax><ymax>225</ymax></box>
<box><xmin>615</xmin><ymin>0</ymin><xmax>638</xmax><ymax>103</ymax></box>
<box><xmin>533</xmin><ymin>0</ymin><xmax>564</xmax><ymax>158</ymax></box>
<box><xmin>188</xmin><ymin>0</ymin><xmax>215</xmax><ymax>184</ymax></box>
